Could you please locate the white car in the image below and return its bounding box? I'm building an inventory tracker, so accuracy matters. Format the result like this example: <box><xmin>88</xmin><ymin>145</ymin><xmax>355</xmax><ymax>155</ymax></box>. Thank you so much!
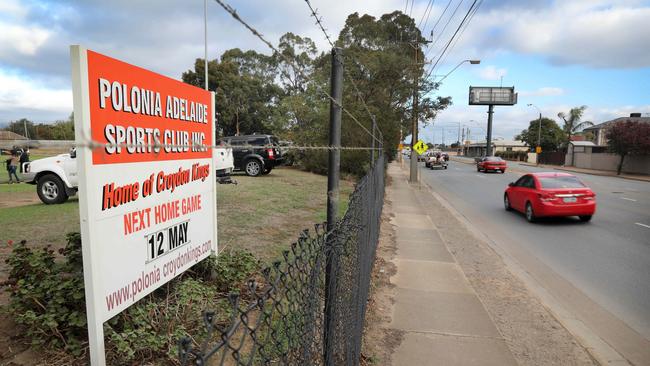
<box><xmin>23</xmin><ymin>147</ymin><xmax>235</xmax><ymax>204</ymax></box>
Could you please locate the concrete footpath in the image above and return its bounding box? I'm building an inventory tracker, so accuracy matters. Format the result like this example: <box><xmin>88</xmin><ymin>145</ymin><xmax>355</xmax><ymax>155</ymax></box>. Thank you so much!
<box><xmin>384</xmin><ymin>163</ymin><xmax>518</xmax><ymax>365</ymax></box>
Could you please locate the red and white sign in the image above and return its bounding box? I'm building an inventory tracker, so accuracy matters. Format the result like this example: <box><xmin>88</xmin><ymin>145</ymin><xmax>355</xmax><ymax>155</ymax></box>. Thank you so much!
<box><xmin>71</xmin><ymin>46</ymin><xmax>217</xmax><ymax>365</ymax></box>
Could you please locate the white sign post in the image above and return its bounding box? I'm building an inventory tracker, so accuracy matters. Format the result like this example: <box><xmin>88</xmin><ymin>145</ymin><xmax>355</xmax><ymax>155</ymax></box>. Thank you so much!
<box><xmin>71</xmin><ymin>46</ymin><xmax>217</xmax><ymax>365</ymax></box>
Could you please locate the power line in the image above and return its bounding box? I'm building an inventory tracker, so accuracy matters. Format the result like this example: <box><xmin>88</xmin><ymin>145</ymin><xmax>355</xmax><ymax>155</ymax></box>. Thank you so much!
<box><xmin>428</xmin><ymin>0</ymin><xmax>453</xmax><ymax>42</ymax></box>
<box><xmin>435</xmin><ymin>0</ymin><xmax>483</xmax><ymax>70</ymax></box>
<box><xmin>212</xmin><ymin>0</ymin><xmax>382</xmax><ymax>146</ymax></box>
<box><xmin>425</xmin><ymin>0</ymin><xmax>465</xmax><ymax>59</ymax></box>
<box><xmin>424</xmin><ymin>0</ymin><xmax>479</xmax><ymax>81</ymax></box>
<box><xmin>418</xmin><ymin>0</ymin><xmax>435</xmax><ymax>30</ymax></box>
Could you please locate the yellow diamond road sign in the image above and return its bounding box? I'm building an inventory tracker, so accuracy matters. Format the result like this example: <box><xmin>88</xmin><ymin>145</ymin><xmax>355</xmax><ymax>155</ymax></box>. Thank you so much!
<box><xmin>413</xmin><ymin>140</ymin><xmax>428</xmax><ymax>155</ymax></box>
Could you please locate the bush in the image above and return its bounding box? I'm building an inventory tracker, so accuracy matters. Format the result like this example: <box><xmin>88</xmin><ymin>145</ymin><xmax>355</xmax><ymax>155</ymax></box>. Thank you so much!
<box><xmin>3</xmin><ymin>233</ymin><xmax>88</xmax><ymax>355</ymax></box>
<box><xmin>3</xmin><ymin>234</ymin><xmax>259</xmax><ymax>364</ymax></box>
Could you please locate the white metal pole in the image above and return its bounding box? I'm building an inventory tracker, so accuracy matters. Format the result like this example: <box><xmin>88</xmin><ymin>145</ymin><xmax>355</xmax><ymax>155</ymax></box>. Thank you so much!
<box><xmin>204</xmin><ymin>0</ymin><xmax>208</xmax><ymax>91</ymax></box>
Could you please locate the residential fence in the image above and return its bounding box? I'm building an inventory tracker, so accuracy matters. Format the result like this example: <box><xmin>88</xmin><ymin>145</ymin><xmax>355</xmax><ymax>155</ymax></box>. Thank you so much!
<box><xmin>179</xmin><ymin>154</ymin><xmax>385</xmax><ymax>366</ymax></box>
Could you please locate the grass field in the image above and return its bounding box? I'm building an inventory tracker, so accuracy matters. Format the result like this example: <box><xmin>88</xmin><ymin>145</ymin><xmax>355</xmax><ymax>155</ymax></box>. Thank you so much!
<box><xmin>0</xmin><ymin>167</ymin><xmax>354</xmax><ymax>268</ymax></box>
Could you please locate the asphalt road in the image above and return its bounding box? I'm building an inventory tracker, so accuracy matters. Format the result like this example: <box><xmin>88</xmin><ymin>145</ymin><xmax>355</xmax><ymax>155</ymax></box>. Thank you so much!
<box><xmin>411</xmin><ymin>156</ymin><xmax>650</xmax><ymax>363</ymax></box>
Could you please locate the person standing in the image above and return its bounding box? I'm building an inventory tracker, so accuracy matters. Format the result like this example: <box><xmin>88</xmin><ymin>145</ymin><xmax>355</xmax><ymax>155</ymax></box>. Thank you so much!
<box><xmin>19</xmin><ymin>149</ymin><xmax>30</xmax><ymax>173</ymax></box>
<box><xmin>8</xmin><ymin>153</ymin><xmax>20</xmax><ymax>183</ymax></box>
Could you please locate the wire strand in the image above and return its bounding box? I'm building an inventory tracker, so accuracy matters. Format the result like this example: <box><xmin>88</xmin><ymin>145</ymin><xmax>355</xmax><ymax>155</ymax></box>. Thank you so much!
<box><xmin>212</xmin><ymin>0</ymin><xmax>382</xmax><ymax>146</ymax></box>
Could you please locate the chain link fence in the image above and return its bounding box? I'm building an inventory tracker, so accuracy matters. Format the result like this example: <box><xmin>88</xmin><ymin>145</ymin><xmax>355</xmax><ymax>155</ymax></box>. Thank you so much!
<box><xmin>179</xmin><ymin>154</ymin><xmax>385</xmax><ymax>365</ymax></box>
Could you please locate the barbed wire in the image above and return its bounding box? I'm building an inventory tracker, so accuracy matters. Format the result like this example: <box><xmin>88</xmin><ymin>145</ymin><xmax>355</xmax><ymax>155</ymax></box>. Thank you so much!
<box><xmin>15</xmin><ymin>139</ymin><xmax>384</xmax><ymax>152</ymax></box>
<box><xmin>301</xmin><ymin>0</ymin><xmax>385</xmax><ymax>141</ymax></box>
<box><xmin>212</xmin><ymin>0</ymin><xmax>382</xmax><ymax>147</ymax></box>
<box><xmin>303</xmin><ymin>0</ymin><xmax>335</xmax><ymax>48</ymax></box>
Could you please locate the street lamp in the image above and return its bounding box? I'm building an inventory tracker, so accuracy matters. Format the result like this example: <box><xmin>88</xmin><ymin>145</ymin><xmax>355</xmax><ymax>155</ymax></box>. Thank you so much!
<box><xmin>436</xmin><ymin>59</ymin><xmax>481</xmax><ymax>84</ymax></box>
<box><xmin>527</xmin><ymin>103</ymin><xmax>542</xmax><ymax>165</ymax></box>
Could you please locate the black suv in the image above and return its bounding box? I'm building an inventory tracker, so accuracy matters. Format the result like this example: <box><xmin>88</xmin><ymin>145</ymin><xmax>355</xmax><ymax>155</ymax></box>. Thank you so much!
<box><xmin>220</xmin><ymin>134</ymin><xmax>283</xmax><ymax>176</ymax></box>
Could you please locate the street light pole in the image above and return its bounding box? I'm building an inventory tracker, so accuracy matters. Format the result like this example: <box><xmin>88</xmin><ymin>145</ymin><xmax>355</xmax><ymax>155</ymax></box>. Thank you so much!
<box><xmin>204</xmin><ymin>0</ymin><xmax>208</xmax><ymax>91</ymax></box>
<box><xmin>527</xmin><ymin>103</ymin><xmax>542</xmax><ymax>165</ymax></box>
<box><xmin>436</xmin><ymin>59</ymin><xmax>481</xmax><ymax>84</ymax></box>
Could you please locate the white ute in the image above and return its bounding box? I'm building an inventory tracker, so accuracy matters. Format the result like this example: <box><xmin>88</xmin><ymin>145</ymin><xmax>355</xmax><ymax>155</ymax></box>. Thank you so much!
<box><xmin>23</xmin><ymin>147</ymin><xmax>235</xmax><ymax>204</ymax></box>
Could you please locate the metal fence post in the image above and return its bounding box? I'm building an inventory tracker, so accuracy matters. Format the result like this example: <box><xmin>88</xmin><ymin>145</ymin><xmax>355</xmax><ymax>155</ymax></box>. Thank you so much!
<box><xmin>325</xmin><ymin>47</ymin><xmax>343</xmax><ymax>366</ymax></box>
<box><xmin>371</xmin><ymin>115</ymin><xmax>376</xmax><ymax>166</ymax></box>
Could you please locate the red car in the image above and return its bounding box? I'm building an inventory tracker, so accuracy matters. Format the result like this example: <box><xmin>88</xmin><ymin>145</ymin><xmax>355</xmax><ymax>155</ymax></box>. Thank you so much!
<box><xmin>477</xmin><ymin>156</ymin><xmax>507</xmax><ymax>173</ymax></box>
<box><xmin>504</xmin><ymin>172</ymin><xmax>596</xmax><ymax>222</ymax></box>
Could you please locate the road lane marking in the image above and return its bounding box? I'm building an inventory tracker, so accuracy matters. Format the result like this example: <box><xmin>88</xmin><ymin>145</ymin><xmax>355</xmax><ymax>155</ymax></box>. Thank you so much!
<box><xmin>475</xmin><ymin>174</ymin><xmax>485</xmax><ymax>178</ymax></box>
<box><xmin>621</xmin><ymin>197</ymin><xmax>637</xmax><ymax>202</ymax></box>
<box><xmin>635</xmin><ymin>223</ymin><xmax>650</xmax><ymax>229</ymax></box>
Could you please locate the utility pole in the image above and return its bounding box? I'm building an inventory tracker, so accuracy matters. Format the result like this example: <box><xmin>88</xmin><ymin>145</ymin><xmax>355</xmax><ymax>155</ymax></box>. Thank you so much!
<box><xmin>457</xmin><ymin>123</ymin><xmax>462</xmax><ymax>155</ymax></box>
<box><xmin>324</xmin><ymin>47</ymin><xmax>343</xmax><ymax>366</ymax></box>
<box><xmin>407</xmin><ymin>39</ymin><xmax>430</xmax><ymax>183</ymax></box>
<box><xmin>461</xmin><ymin>127</ymin><xmax>465</xmax><ymax>156</ymax></box>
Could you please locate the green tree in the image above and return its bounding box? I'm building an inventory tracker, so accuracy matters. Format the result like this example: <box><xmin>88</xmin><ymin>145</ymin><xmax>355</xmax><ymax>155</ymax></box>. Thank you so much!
<box><xmin>182</xmin><ymin>49</ymin><xmax>282</xmax><ymax>137</ymax></box>
<box><xmin>557</xmin><ymin>106</ymin><xmax>593</xmax><ymax>147</ymax></box>
<box><xmin>606</xmin><ymin>120</ymin><xmax>650</xmax><ymax>175</ymax></box>
<box><xmin>515</xmin><ymin>117</ymin><xmax>564</xmax><ymax>152</ymax></box>
<box><xmin>3</xmin><ymin>118</ymin><xmax>35</xmax><ymax>139</ymax></box>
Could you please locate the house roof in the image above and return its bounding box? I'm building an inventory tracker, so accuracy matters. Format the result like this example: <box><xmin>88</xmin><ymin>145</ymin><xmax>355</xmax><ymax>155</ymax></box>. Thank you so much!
<box><xmin>584</xmin><ymin>116</ymin><xmax>650</xmax><ymax>131</ymax></box>
<box><xmin>569</xmin><ymin>141</ymin><xmax>596</xmax><ymax>146</ymax></box>
<box><xmin>0</xmin><ymin>131</ymin><xmax>28</xmax><ymax>140</ymax></box>
<box><xmin>468</xmin><ymin>140</ymin><xmax>528</xmax><ymax>147</ymax></box>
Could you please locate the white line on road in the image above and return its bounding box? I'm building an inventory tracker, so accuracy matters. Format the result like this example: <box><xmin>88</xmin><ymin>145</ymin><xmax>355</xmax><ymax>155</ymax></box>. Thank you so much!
<box><xmin>475</xmin><ymin>174</ymin><xmax>485</xmax><ymax>178</ymax></box>
<box><xmin>635</xmin><ymin>223</ymin><xmax>650</xmax><ymax>229</ymax></box>
<box><xmin>621</xmin><ymin>197</ymin><xmax>637</xmax><ymax>202</ymax></box>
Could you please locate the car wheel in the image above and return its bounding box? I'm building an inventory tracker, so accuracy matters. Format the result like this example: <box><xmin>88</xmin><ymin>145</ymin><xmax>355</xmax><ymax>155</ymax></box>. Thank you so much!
<box><xmin>477</xmin><ymin>166</ymin><xmax>481</xmax><ymax>172</ymax></box>
<box><xmin>261</xmin><ymin>167</ymin><xmax>273</xmax><ymax>175</ymax></box>
<box><xmin>244</xmin><ymin>159</ymin><xmax>262</xmax><ymax>177</ymax></box>
<box><xmin>501</xmin><ymin>170</ymin><xmax>506</xmax><ymax>174</ymax></box>
<box><xmin>37</xmin><ymin>174</ymin><xmax>68</xmax><ymax>204</ymax></box>
<box><xmin>579</xmin><ymin>215</ymin><xmax>592</xmax><ymax>222</ymax></box>
<box><xmin>525</xmin><ymin>202</ymin><xmax>536</xmax><ymax>223</ymax></box>
<box><xmin>504</xmin><ymin>194</ymin><xmax>512</xmax><ymax>211</ymax></box>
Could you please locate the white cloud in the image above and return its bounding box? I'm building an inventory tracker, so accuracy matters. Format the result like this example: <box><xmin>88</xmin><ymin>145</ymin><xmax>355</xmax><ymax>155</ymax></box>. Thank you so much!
<box><xmin>519</xmin><ymin>87</ymin><xmax>565</xmax><ymax>97</ymax></box>
<box><xmin>477</xmin><ymin>66</ymin><xmax>507</xmax><ymax>81</ymax></box>
<box><xmin>0</xmin><ymin>0</ymin><xmax>28</xmax><ymax>18</ymax></box>
<box><xmin>0</xmin><ymin>22</ymin><xmax>51</xmax><ymax>55</ymax></box>
<box><xmin>0</xmin><ymin>70</ymin><xmax>72</xmax><ymax>117</ymax></box>
<box><xmin>458</xmin><ymin>1</ymin><xmax>650</xmax><ymax>68</ymax></box>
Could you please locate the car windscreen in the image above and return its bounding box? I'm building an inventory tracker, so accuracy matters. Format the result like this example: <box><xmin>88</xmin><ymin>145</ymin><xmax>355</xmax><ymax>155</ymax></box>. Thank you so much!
<box><xmin>249</xmin><ymin>137</ymin><xmax>269</xmax><ymax>146</ymax></box>
<box><xmin>485</xmin><ymin>157</ymin><xmax>503</xmax><ymax>161</ymax></box>
<box><xmin>538</xmin><ymin>176</ymin><xmax>586</xmax><ymax>189</ymax></box>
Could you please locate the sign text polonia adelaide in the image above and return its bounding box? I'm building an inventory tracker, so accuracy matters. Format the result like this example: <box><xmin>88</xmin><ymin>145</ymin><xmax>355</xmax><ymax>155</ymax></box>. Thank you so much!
<box><xmin>71</xmin><ymin>46</ymin><xmax>217</xmax><ymax>365</ymax></box>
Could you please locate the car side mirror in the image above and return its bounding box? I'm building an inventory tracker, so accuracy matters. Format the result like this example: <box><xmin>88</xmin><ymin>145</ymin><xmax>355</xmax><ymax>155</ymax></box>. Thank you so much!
<box><xmin>508</xmin><ymin>182</ymin><xmax>515</xmax><ymax>187</ymax></box>
<box><xmin>70</xmin><ymin>149</ymin><xmax>76</xmax><ymax>159</ymax></box>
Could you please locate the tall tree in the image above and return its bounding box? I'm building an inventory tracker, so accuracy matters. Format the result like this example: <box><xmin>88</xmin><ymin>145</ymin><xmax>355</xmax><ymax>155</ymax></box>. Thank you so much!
<box><xmin>606</xmin><ymin>120</ymin><xmax>650</xmax><ymax>175</ymax></box>
<box><xmin>515</xmin><ymin>117</ymin><xmax>564</xmax><ymax>152</ymax></box>
<box><xmin>557</xmin><ymin>106</ymin><xmax>593</xmax><ymax>147</ymax></box>
<box><xmin>3</xmin><ymin>118</ymin><xmax>35</xmax><ymax>139</ymax></box>
<box><xmin>182</xmin><ymin>50</ymin><xmax>282</xmax><ymax>137</ymax></box>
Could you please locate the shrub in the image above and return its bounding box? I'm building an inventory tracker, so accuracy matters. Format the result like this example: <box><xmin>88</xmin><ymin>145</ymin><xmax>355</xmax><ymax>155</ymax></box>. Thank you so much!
<box><xmin>3</xmin><ymin>233</ymin><xmax>88</xmax><ymax>355</ymax></box>
<box><xmin>3</xmin><ymin>234</ymin><xmax>259</xmax><ymax>364</ymax></box>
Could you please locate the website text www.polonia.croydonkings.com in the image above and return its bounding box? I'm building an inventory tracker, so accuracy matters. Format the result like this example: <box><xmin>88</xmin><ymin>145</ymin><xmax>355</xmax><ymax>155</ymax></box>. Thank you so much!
<box><xmin>105</xmin><ymin>240</ymin><xmax>211</xmax><ymax>312</ymax></box>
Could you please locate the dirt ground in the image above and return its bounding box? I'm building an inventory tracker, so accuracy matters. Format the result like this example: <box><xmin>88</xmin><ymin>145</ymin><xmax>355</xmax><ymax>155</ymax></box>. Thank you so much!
<box><xmin>362</xmin><ymin>175</ymin><xmax>598</xmax><ymax>366</ymax></box>
<box><xmin>361</xmin><ymin>195</ymin><xmax>404</xmax><ymax>366</ymax></box>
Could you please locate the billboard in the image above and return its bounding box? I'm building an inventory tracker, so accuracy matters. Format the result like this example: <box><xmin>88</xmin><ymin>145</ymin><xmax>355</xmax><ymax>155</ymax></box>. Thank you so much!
<box><xmin>469</xmin><ymin>86</ymin><xmax>517</xmax><ymax>105</ymax></box>
<box><xmin>71</xmin><ymin>46</ymin><xmax>217</xmax><ymax>365</ymax></box>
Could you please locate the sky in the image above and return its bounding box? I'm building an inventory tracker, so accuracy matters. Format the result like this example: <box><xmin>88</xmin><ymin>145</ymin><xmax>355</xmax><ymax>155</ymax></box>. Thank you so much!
<box><xmin>0</xmin><ymin>0</ymin><xmax>649</xmax><ymax>142</ymax></box>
